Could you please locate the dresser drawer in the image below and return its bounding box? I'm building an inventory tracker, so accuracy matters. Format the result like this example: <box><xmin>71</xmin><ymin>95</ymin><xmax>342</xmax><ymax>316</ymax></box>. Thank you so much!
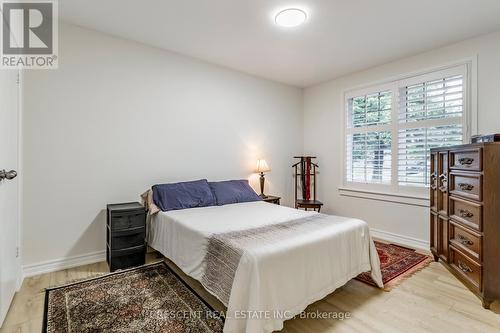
<box><xmin>110</xmin><ymin>211</ymin><xmax>145</xmax><ymax>230</ymax></box>
<box><xmin>449</xmin><ymin>221</ymin><xmax>482</xmax><ymax>262</ymax></box>
<box><xmin>450</xmin><ymin>246</ymin><xmax>482</xmax><ymax>291</ymax></box>
<box><xmin>450</xmin><ymin>148</ymin><xmax>482</xmax><ymax>171</ymax></box>
<box><xmin>109</xmin><ymin>227</ymin><xmax>145</xmax><ymax>250</ymax></box>
<box><xmin>449</xmin><ymin>196</ymin><xmax>482</xmax><ymax>231</ymax></box>
<box><xmin>450</xmin><ymin>172</ymin><xmax>482</xmax><ymax>202</ymax></box>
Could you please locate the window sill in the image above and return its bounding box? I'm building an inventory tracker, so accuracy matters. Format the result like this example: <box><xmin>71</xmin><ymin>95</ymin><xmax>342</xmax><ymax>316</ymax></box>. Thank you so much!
<box><xmin>338</xmin><ymin>187</ymin><xmax>429</xmax><ymax>207</ymax></box>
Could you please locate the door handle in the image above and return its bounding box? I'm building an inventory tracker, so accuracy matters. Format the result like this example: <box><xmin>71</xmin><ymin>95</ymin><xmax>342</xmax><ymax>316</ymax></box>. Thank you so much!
<box><xmin>0</xmin><ymin>169</ymin><xmax>17</xmax><ymax>181</ymax></box>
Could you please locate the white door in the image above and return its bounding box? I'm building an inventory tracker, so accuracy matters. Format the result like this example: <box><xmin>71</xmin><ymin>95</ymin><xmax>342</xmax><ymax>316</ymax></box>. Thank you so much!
<box><xmin>0</xmin><ymin>69</ymin><xmax>20</xmax><ymax>327</ymax></box>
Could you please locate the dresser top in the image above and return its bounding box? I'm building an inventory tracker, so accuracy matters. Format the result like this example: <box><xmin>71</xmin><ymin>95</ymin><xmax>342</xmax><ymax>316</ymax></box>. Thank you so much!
<box><xmin>430</xmin><ymin>142</ymin><xmax>500</xmax><ymax>152</ymax></box>
<box><xmin>107</xmin><ymin>202</ymin><xmax>144</xmax><ymax>212</ymax></box>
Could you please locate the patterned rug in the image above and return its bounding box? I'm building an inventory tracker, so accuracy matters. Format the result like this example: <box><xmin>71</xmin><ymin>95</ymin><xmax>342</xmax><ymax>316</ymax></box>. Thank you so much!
<box><xmin>43</xmin><ymin>262</ymin><xmax>224</xmax><ymax>332</ymax></box>
<box><xmin>356</xmin><ymin>241</ymin><xmax>433</xmax><ymax>291</ymax></box>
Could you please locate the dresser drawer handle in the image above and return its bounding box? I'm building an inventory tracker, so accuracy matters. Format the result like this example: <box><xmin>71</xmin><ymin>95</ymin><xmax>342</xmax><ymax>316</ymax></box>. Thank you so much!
<box><xmin>438</xmin><ymin>174</ymin><xmax>448</xmax><ymax>192</ymax></box>
<box><xmin>430</xmin><ymin>173</ymin><xmax>437</xmax><ymax>190</ymax></box>
<box><xmin>458</xmin><ymin>183</ymin><xmax>474</xmax><ymax>191</ymax></box>
<box><xmin>458</xmin><ymin>235</ymin><xmax>474</xmax><ymax>246</ymax></box>
<box><xmin>458</xmin><ymin>209</ymin><xmax>474</xmax><ymax>218</ymax></box>
<box><xmin>458</xmin><ymin>261</ymin><xmax>473</xmax><ymax>273</ymax></box>
<box><xmin>458</xmin><ymin>157</ymin><xmax>474</xmax><ymax>165</ymax></box>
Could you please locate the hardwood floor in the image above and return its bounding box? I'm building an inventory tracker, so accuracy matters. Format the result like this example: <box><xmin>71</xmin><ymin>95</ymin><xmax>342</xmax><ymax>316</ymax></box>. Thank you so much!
<box><xmin>1</xmin><ymin>253</ymin><xmax>499</xmax><ymax>333</ymax></box>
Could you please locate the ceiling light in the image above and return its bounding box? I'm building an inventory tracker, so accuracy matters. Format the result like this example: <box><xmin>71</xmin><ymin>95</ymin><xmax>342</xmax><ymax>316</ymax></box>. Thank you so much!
<box><xmin>275</xmin><ymin>8</ymin><xmax>307</xmax><ymax>28</ymax></box>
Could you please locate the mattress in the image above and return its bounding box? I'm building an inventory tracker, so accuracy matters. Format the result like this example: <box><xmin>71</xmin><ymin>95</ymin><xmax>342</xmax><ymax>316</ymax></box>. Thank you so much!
<box><xmin>148</xmin><ymin>201</ymin><xmax>382</xmax><ymax>333</ymax></box>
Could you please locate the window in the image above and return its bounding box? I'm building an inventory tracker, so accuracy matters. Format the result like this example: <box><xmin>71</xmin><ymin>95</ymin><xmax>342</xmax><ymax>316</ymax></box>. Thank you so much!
<box><xmin>344</xmin><ymin>64</ymin><xmax>469</xmax><ymax>195</ymax></box>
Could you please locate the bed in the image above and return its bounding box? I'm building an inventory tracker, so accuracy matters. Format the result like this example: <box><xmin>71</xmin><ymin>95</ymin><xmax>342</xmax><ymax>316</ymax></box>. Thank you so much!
<box><xmin>147</xmin><ymin>200</ymin><xmax>382</xmax><ymax>333</ymax></box>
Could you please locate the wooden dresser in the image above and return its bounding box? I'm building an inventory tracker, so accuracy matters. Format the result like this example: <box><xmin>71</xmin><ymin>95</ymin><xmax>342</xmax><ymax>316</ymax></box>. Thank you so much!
<box><xmin>430</xmin><ymin>143</ymin><xmax>500</xmax><ymax>309</ymax></box>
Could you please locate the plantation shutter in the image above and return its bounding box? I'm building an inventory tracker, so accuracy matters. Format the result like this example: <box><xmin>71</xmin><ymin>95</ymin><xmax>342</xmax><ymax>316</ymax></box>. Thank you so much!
<box><xmin>345</xmin><ymin>90</ymin><xmax>392</xmax><ymax>185</ymax></box>
<box><xmin>397</xmin><ymin>66</ymin><xmax>466</xmax><ymax>187</ymax></box>
<box><xmin>344</xmin><ymin>64</ymin><xmax>468</xmax><ymax>192</ymax></box>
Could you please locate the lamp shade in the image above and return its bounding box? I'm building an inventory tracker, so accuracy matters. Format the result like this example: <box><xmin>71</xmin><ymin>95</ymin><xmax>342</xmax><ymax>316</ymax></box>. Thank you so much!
<box><xmin>255</xmin><ymin>159</ymin><xmax>271</xmax><ymax>173</ymax></box>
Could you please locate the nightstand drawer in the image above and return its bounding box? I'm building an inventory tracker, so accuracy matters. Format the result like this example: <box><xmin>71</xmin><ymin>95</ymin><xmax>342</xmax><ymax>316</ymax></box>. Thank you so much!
<box><xmin>108</xmin><ymin>245</ymin><xmax>145</xmax><ymax>272</ymax></box>
<box><xmin>109</xmin><ymin>227</ymin><xmax>145</xmax><ymax>250</ymax></box>
<box><xmin>111</xmin><ymin>211</ymin><xmax>146</xmax><ymax>230</ymax></box>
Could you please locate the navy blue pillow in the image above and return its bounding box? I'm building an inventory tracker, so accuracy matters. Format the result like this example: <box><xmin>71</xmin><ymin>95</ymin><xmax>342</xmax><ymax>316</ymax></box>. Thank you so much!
<box><xmin>152</xmin><ymin>179</ymin><xmax>216</xmax><ymax>211</ymax></box>
<box><xmin>208</xmin><ymin>180</ymin><xmax>262</xmax><ymax>205</ymax></box>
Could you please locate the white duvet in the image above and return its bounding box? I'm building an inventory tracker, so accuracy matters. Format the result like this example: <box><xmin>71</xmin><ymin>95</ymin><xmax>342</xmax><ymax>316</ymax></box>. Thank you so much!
<box><xmin>148</xmin><ymin>201</ymin><xmax>382</xmax><ymax>333</ymax></box>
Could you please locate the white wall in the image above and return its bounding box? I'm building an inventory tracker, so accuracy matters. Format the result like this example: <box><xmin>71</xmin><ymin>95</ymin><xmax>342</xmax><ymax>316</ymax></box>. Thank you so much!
<box><xmin>22</xmin><ymin>23</ymin><xmax>303</xmax><ymax>267</ymax></box>
<box><xmin>303</xmin><ymin>30</ymin><xmax>500</xmax><ymax>247</ymax></box>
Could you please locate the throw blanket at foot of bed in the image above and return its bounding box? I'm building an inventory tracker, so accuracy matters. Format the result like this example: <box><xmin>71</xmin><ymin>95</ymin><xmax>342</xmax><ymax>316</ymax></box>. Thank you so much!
<box><xmin>201</xmin><ymin>214</ymin><xmax>383</xmax><ymax>333</ymax></box>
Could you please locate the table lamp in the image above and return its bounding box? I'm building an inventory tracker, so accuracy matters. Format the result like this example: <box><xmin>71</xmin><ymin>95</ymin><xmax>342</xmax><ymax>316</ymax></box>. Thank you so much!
<box><xmin>255</xmin><ymin>159</ymin><xmax>271</xmax><ymax>198</ymax></box>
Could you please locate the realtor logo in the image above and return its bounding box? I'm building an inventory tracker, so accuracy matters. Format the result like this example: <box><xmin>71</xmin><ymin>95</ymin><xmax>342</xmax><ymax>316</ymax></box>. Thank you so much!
<box><xmin>1</xmin><ymin>0</ymin><xmax>58</xmax><ymax>68</ymax></box>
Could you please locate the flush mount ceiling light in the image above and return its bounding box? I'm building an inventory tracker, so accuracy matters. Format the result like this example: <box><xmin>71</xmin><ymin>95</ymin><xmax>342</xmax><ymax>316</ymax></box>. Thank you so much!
<box><xmin>275</xmin><ymin>8</ymin><xmax>307</xmax><ymax>27</ymax></box>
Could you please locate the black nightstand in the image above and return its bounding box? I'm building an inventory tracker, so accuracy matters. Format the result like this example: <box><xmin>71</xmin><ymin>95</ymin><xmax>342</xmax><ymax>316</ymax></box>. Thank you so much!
<box><xmin>261</xmin><ymin>195</ymin><xmax>281</xmax><ymax>205</ymax></box>
<box><xmin>106</xmin><ymin>202</ymin><xmax>146</xmax><ymax>272</ymax></box>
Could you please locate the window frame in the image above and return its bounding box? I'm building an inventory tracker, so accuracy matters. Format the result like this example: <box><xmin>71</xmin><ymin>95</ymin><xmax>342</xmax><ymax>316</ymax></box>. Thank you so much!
<box><xmin>341</xmin><ymin>61</ymin><xmax>475</xmax><ymax>200</ymax></box>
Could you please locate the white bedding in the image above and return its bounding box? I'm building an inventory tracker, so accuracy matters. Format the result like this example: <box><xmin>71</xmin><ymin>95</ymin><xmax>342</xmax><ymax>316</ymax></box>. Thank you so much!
<box><xmin>148</xmin><ymin>201</ymin><xmax>382</xmax><ymax>333</ymax></box>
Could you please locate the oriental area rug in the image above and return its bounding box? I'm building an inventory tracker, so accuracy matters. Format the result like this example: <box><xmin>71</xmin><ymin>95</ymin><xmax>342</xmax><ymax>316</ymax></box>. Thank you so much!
<box><xmin>356</xmin><ymin>241</ymin><xmax>433</xmax><ymax>291</ymax></box>
<box><xmin>43</xmin><ymin>262</ymin><xmax>224</xmax><ymax>332</ymax></box>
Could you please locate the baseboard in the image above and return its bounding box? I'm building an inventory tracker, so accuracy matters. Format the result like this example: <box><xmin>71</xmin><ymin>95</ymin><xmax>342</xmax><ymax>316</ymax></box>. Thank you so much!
<box><xmin>16</xmin><ymin>273</ymin><xmax>23</xmax><ymax>292</ymax></box>
<box><xmin>22</xmin><ymin>251</ymin><xmax>106</xmax><ymax>278</ymax></box>
<box><xmin>370</xmin><ymin>228</ymin><xmax>430</xmax><ymax>252</ymax></box>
